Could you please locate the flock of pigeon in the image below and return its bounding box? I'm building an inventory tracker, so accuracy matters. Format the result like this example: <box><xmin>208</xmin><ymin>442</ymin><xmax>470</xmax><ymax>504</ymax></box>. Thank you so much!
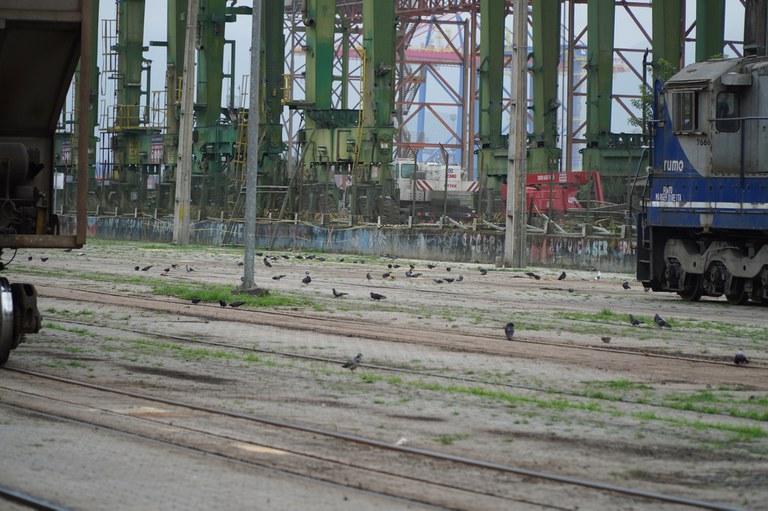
<box><xmin>20</xmin><ymin>248</ymin><xmax>754</xmax><ymax>368</ymax></box>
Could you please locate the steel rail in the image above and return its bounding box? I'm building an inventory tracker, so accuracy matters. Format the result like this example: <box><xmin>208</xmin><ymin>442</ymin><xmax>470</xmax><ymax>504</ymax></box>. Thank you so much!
<box><xmin>0</xmin><ymin>484</ymin><xmax>72</xmax><ymax>511</ymax></box>
<box><xmin>5</xmin><ymin>367</ymin><xmax>748</xmax><ymax>511</ymax></box>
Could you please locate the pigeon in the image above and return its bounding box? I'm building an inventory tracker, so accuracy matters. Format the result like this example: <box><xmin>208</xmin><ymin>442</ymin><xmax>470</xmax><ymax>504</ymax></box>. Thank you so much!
<box><xmin>644</xmin><ymin>287</ymin><xmax>651</xmax><ymax>293</ymax></box>
<box><xmin>134</xmin><ymin>265</ymin><xmax>140</xmax><ymax>271</ymax></box>
<box><xmin>163</xmin><ymin>267</ymin><xmax>171</xmax><ymax>272</ymax></box>
<box><xmin>229</xmin><ymin>300</ymin><xmax>245</xmax><ymax>308</ymax></box>
<box><xmin>272</xmin><ymin>274</ymin><xmax>286</xmax><ymax>280</ymax></box>
<box><xmin>237</xmin><ymin>260</ymin><xmax>244</xmax><ymax>266</ymax></box>
<box><xmin>601</xmin><ymin>336</ymin><xmax>611</xmax><ymax>344</ymax></box>
<box><xmin>622</xmin><ymin>281</ymin><xmax>631</xmax><ymax>290</ymax></box>
<box><xmin>433</xmin><ymin>279</ymin><xmax>444</xmax><ymax>284</ymax></box>
<box><xmin>370</xmin><ymin>292</ymin><xmax>386</xmax><ymax>301</ymax></box>
<box><xmin>171</xmin><ymin>264</ymin><xmax>179</xmax><ymax>269</ymax></box>
<box><xmin>427</xmin><ymin>264</ymin><xmax>436</xmax><ymax>269</ymax></box>
<box><xmin>263</xmin><ymin>257</ymin><xmax>272</xmax><ymax>268</ymax></box>
<box><xmin>525</xmin><ymin>272</ymin><xmax>541</xmax><ymax>280</ymax></box>
<box><xmin>444</xmin><ymin>277</ymin><xmax>454</xmax><ymax>283</ymax></box>
<box><xmin>366</xmin><ymin>272</ymin><xmax>372</xmax><ymax>281</ymax></box>
<box><xmin>141</xmin><ymin>265</ymin><xmax>152</xmax><ymax>271</ymax></box>
<box><xmin>504</xmin><ymin>322</ymin><xmax>515</xmax><ymax>340</ymax></box>
<box><xmin>281</xmin><ymin>255</ymin><xmax>290</xmax><ymax>260</ymax></box>
<box><xmin>387</xmin><ymin>263</ymin><xmax>393</xmax><ymax>269</ymax></box>
<box><xmin>734</xmin><ymin>349</ymin><xmax>750</xmax><ymax>365</ymax></box>
<box><xmin>27</xmin><ymin>256</ymin><xmax>33</xmax><ymax>261</ymax></box>
<box><xmin>382</xmin><ymin>272</ymin><xmax>391</xmax><ymax>279</ymax></box>
<box><xmin>479</xmin><ymin>268</ymin><xmax>488</xmax><ymax>275</ymax></box>
<box><xmin>186</xmin><ymin>265</ymin><xmax>195</xmax><ymax>272</ymax></box>
<box><xmin>302</xmin><ymin>275</ymin><xmax>312</xmax><ymax>285</ymax></box>
<box><xmin>446</xmin><ymin>267</ymin><xmax>451</xmax><ymax>272</ymax></box>
<box><xmin>191</xmin><ymin>297</ymin><xmax>201</xmax><ymax>304</ymax></box>
<box><xmin>456</xmin><ymin>274</ymin><xmax>464</xmax><ymax>282</ymax></box>
<box><xmin>653</xmin><ymin>313</ymin><xmax>671</xmax><ymax>328</ymax></box>
<box><xmin>628</xmin><ymin>314</ymin><xmax>643</xmax><ymax>327</ymax></box>
<box><xmin>342</xmin><ymin>353</ymin><xmax>363</xmax><ymax>371</ymax></box>
<box><xmin>63</xmin><ymin>248</ymin><xmax>73</xmax><ymax>252</ymax></box>
<box><xmin>595</xmin><ymin>271</ymin><xmax>602</xmax><ymax>280</ymax></box>
<box><xmin>558</xmin><ymin>271</ymin><xmax>567</xmax><ymax>281</ymax></box>
<box><xmin>332</xmin><ymin>288</ymin><xmax>348</xmax><ymax>298</ymax></box>
<box><xmin>40</xmin><ymin>257</ymin><xmax>49</xmax><ymax>262</ymax></box>
<box><xmin>218</xmin><ymin>299</ymin><xmax>227</xmax><ymax>307</ymax></box>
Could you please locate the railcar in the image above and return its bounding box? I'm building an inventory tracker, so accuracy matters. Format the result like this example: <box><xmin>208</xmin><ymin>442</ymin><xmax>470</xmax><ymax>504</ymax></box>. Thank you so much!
<box><xmin>637</xmin><ymin>53</ymin><xmax>768</xmax><ymax>304</ymax></box>
<box><xmin>0</xmin><ymin>1</ymin><xmax>92</xmax><ymax>364</ymax></box>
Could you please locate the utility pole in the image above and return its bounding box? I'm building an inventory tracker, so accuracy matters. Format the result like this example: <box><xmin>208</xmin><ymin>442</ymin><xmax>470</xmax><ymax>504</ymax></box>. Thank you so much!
<box><xmin>505</xmin><ymin>0</ymin><xmax>528</xmax><ymax>267</ymax></box>
<box><xmin>241</xmin><ymin>0</ymin><xmax>262</xmax><ymax>291</ymax></box>
<box><xmin>174</xmin><ymin>0</ymin><xmax>198</xmax><ymax>244</ymax></box>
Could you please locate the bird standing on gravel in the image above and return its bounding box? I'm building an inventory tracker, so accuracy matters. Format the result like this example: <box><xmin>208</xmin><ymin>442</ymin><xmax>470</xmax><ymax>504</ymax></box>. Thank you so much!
<box><xmin>219</xmin><ymin>299</ymin><xmax>227</xmax><ymax>307</ymax></box>
<box><xmin>272</xmin><ymin>274</ymin><xmax>286</xmax><ymax>280</ymax></box>
<box><xmin>653</xmin><ymin>313</ymin><xmax>671</xmax><ymax>328</ymax></box>
<box><xmin>191</xmin><ymin>297</ymin><xmax>201</xmax><ymax>304</ymax></box>
<box><xmin>332</xmin><ymin>288</ymin><xmax>348</xmax><ymax>298</ymax></box>
<box><xmin>229</xmin><ymin>300</ymin><xmax>245</xmax><ymax>308</ymax></box>
<box><xmin>628</xmin><ymin>314</ymin><xmax>643</xmax><ymax>327</ymax></box>
<box><xmin>504</xmin><ymin>322</ymin><xmax>515</xmax><ymax>340</ymax></box>
<box><xmin>479</xmin><ymin>268</ymin><xmax>488</xmax><ymax>275</ymax></box>
<box><xmin>342</xmin><ymin>353</ymin><xmax>363</xmax><ymax>371</ymax></box>
<box><xmin>558</xmin><ymin>271</ymin><xmax>567</xmax><ymax>281</ymax></box>
<box><xmin>302</xmin><ymin>271</ymin><xmax>312</xmax><ymax>285</ymax></box>
<box><xmin>734</xmin><ymin>349</ymin><xmax>750</xmax><ymax>365</ymax></box>
<box><xmin>366</xmin><ymin>272</ymin><xmax>373</xmax><ymax>281</ymax></box>
<box><xmin>263</xmin><ymin>257</ymin><xmax>272</xmax><ymax>268</ymax></box>
<box><xmin>622</xmin><ymin>281</ymin><xmax>631</xmax><ymax>290</ymax></box>
<box><xmin>370</xmin><ymin>292</ymin><xmax>386</xmax><ymax>301</ymax></box>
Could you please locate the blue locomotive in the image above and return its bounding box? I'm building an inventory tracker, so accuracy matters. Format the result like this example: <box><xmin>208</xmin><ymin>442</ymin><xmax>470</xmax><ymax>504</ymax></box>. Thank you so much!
<box><xmin>636</xmin><ymin>51</ymin><xmax>768</xmax><ymax>304</ymax></box>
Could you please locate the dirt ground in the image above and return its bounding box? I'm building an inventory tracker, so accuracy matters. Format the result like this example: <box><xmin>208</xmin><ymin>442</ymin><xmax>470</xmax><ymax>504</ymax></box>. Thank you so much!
<box><xmin>1</xmin><ymin>239</ymin><xmax>766</xmax><ymax>510</ymax></box>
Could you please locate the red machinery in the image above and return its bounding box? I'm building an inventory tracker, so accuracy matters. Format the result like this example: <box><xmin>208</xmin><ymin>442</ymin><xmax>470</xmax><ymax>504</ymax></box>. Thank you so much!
<box><xmin>502</xmin><ymin>171</ymin><xmax>604</xmax><ymax>213</ymax></box>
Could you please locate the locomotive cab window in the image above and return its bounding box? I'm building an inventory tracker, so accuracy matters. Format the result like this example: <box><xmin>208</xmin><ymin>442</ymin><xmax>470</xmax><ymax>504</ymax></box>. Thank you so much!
<box><xmin>715</xmin><ymin>92</ymin><xmax>740</xmax><ymax>133</ymax></box>
<box><xmin>673</xmin><ymin>91</ymin><xmax>699</xmax><ymax>133</ymax></box>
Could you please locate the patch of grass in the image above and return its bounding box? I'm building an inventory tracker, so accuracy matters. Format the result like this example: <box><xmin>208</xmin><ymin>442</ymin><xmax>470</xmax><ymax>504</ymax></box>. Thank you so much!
<box><xmin>437</xmin><ymin>433</ymin><xmax>469</xmax><ymax>445</ymax></box>
<box><xmin>585</xmin><ymin>379</ymin><xmax>651</xmax><ymax>391</ymax></box>
<box><xmin>152</xmin><ymin>282</ymin><xmax>313</xmax><ymax>309</ymax></box>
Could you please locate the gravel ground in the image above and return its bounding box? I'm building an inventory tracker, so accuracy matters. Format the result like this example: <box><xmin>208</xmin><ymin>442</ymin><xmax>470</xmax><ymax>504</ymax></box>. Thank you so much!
<box><xmin>1</xmin><ymin>239</ymin><xmax>766</xmax><ymax>510</ymax></box>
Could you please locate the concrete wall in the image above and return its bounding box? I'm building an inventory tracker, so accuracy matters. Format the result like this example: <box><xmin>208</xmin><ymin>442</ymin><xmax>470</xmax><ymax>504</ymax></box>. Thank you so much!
<box><xmin>63</xmin><ymin>215</ymin><xmax>636</xmax><ymax>272</ymax></box>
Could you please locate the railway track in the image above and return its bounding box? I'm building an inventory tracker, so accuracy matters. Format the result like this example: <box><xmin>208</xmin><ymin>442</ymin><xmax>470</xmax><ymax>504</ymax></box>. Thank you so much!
<box><xmin>0</xmin><ymin>484</ymin><xmax>71</xmax><ymax>511</ymax></box>
<box><xmin>36</xmin><ymin>285</ymin><xmax>768</xmax><ymax>390</ymax></box>
<box><xmin>44</xmin><ymin>313</ymin><xmax>766</xmax><ymax>422</ymax></box>
<box><xmin>0</xmin><ymin>367</ymin><xmax>746</xmax><ymax>511</ymax></box>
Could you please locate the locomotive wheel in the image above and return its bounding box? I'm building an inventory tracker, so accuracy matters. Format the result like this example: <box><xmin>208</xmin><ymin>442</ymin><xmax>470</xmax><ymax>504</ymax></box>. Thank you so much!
<box><xmin>676</xmin><ymin>275</ymin><xmax>702</xmax><ymax>302</ymax></box>
<box><xmin>725</xmin><ymin>278</ymin><xmax>749</xmax><ymax>305</ymax></box>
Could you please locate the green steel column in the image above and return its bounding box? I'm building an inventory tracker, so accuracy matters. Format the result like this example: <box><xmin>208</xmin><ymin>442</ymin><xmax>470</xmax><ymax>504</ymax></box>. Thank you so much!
<box><xmin>696</xmin><ymin>0</ymin><xmax>725</xmax><ymax>61</ymax></box>
<box><xmin>585</xmin><ymin>0</ymin><xmax>614</xmax><ymax>147</ymax></box>
<box><xmin>257</xmin><ymin>0</ymin><xmax>286</xmax><ymax>212</ymax></box>
<box><xmin>197</xmin><ymin>0</ymin><xmax>227</xmax><ymax>128</ymax></box>
<box><xmin>166</xmin><ymin>0</ymin><xmax>185</xmax><ymax>136</ymax></box>
<box><xmin>478</xmin><ymin>0</ymin><xmax>504</xmax><ymax>149</ymax></box>
<box><xmin>529</xmin><ymin>0</ymin><xmax>561</xmax><ymax>173</ymax></box>
<box><xmin>116</xmin><ymin>0</ymin><xmax>146</xmax><ymax>128</ymax></box>
<box><xmin>652</xmin><ymin>0</ymin><xmax>683</xmax><ymax>73</ymax></box>
<box><xmin>361</xmin><ymin>0</ymin><xmax>395</xmax><ymax>172</ymax></box>
<box><xmin>305</xmin><ymin>0</ymin><xmax>335</xmax><ymax>109</ymax></box>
